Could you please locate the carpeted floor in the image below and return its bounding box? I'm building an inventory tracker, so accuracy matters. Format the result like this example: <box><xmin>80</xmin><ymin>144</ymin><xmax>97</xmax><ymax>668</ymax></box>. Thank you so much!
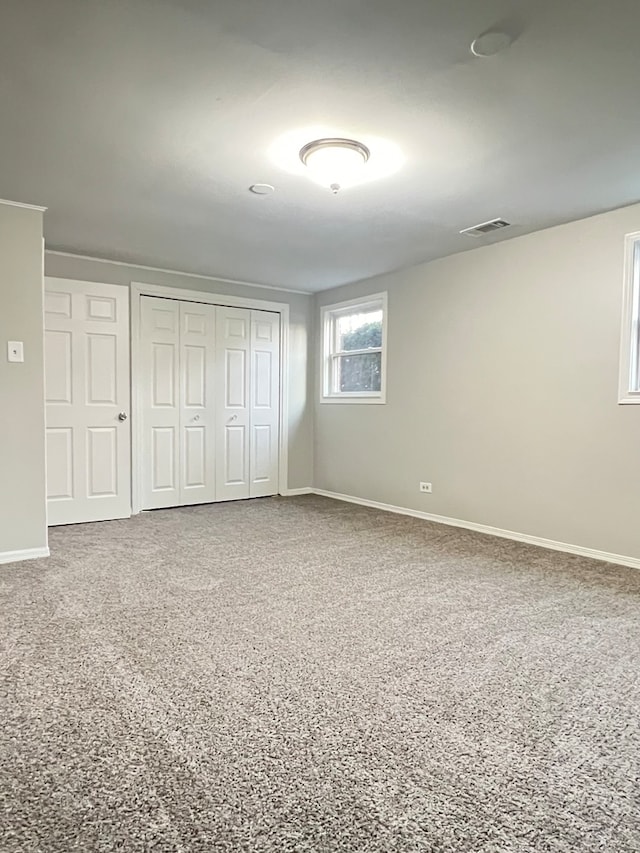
<box><xmin>1</xmin><ymin>495</ymin><xmax>639</xmax><ymax>852</ymax></box>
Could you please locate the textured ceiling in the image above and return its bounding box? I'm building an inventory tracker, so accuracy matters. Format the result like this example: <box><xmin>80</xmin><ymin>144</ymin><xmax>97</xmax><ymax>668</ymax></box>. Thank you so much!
<box><xmin>1</xmin><ymin>0</ymin><xmax>639</xmax><ymax>292</ymax></box>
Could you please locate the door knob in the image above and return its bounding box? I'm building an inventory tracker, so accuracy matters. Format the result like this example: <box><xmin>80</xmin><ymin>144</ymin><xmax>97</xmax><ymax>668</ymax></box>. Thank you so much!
<box><xmin>118</xmin><ymin>412</ymin><xmax>128</xmax><ymax>421</ymax></box>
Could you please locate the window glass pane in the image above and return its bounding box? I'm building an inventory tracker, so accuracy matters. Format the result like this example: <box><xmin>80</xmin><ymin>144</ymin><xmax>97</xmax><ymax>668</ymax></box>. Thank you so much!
<box><xmin>337</xmin><ymin>352</ymin><xmax>382</xmax><ymax>393</ymax></box>
<box><xmin>336</xmin><ymin>309</ymin><xmax>382</xmax><ymax>352</ymax></box>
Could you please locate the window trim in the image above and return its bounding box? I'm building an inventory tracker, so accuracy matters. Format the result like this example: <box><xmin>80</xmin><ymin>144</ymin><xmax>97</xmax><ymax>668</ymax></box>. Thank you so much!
<box><xmin>320</xmin><ymin>292</ymin><xmax>388</xmax><ymax>404</ymax></box>
<box><xmin>618</xmin><ymin>232</ymin><xmax>640</xmax><ymax>404</ymax></box>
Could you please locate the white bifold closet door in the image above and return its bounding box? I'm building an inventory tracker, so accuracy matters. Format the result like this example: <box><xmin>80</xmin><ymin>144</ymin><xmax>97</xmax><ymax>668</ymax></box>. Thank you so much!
<box><xmin>141</xmin><ymin>298</ymin><xmax>216</xmax><ymax>509</ymax></box>
<box><xmin>214</xmin><ymin>307</ymin><xmax>280</xmax><ymax>501</ymax></box>
<box><xmin>215</xmin><ymin>307</ymin><xmax>250</xmax><ymax>501</ymax></box>
<box><xmin>249</xmin><ymin>309</ymin><xmax>280</xmax><ymax>498</ymax></box>
<box><xmin>140</xmin><ymin>296</ymin><xmax>279</xmax><ymax>510</ymax></box>
<box><xmin>181</xmin><ymin>302</ymin><xmax>217</xmax><ymax>504</ymax></box>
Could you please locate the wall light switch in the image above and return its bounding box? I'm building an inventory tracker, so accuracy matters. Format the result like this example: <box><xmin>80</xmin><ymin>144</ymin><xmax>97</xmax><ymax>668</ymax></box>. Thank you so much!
<box><xmin>7</xmin><ymin>341</ymin><xmax>24</xmax><ymax>363</ymax></box>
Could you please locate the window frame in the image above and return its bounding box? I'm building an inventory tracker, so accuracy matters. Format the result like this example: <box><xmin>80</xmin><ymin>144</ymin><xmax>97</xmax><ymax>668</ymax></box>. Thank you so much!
<box><xmin>618</xmin><ymin>232</ymin><xmax>640</xmax><ymax>404</ymax></box>
<box><xmin>320</xmin><ymin>292</ymin><xmax>388</xmax><ymax>404</ymax></box>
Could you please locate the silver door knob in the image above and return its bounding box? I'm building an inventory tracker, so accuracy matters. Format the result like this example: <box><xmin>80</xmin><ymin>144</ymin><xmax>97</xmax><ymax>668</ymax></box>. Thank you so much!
<box><xmin>118</xmin><ymin>412</ymin><xmax>128</xmax><ymax>421</ymax></box>
<box><xmin>193</xmin><ymin>415</ymin><xmax>200</xmax><ymax>422</ymax></box>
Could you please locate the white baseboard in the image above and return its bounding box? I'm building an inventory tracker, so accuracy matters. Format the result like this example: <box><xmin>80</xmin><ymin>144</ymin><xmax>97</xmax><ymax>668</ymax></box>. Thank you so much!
<box><xmin>0</xmin><ymin>546</ymin><xmax>50</xmax><ymax>566</ymax></box>
<box><xmin>281</xmin><ymin>487</ymin><xmax>314</xmax><ymax>496</ymax></box>
<box><xmin>312</xmin><ymin>489</ymin><xmax>640</xmax><ymax>571</ymax></box>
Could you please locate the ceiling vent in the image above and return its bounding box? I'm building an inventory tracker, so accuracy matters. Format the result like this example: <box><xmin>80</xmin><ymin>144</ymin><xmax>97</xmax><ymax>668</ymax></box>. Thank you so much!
<box><xmin>460</xmin><ymin>218</ymin><xmax>511</xmax><ymax>238</ymax></box>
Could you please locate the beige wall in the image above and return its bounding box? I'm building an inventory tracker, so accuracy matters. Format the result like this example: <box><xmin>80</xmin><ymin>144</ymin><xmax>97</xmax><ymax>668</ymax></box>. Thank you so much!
<box><xmin>44</xmin><ymin>253</ymin><xmax>314</xmax><ymax>491</ymax></box>
<box><xmin>0</xmin><ymin>203</ymin><xmax>47</xmax><ymax>555</ymax></box>
<box><xmin>4</xmin><ymin>202</ymin><xmax>638</xmax><ymax>560</ymax></box>
<box><xmin>315</xmin><ymin>203</ymin><xmax>640</xmax><ymax>561</ymax></box>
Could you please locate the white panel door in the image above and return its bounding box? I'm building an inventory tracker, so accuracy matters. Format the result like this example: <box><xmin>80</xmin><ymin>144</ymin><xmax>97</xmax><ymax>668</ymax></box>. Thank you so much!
<box><xmin>179</xmin><ymin>302</ymin><xmax>216</xmax><ymax>505</ymax></box>
<box><xmin>215</xmin><ymin>306</ymin><xmax>251</xmax><ymax>501</ymax></box>
<box><xmin>44</xmin><ymin>278</ymin><xmax>131</xmax><ymax>526</ymax></box>
<box><xmin>250</xmin><ymin>310</ymin><xmax>280</xmax><ymax>497</ymax></box>
<box><xmin>140</xmin><ymin>297</ymin><xmax>180</xmax><ymax>509</ymax></box>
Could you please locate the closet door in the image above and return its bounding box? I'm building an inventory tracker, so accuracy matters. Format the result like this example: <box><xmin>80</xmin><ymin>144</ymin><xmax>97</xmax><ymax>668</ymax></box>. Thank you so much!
<box><xmin>141</xmin><ymin>297</ymin><xmax>180</xmax><ymax>509</ymax></box>
<box><xmin>250</xmin><ymin>311</ymin><xmax>280</xmax><ymax>497</ymax></box>
<box><xmin>179</xmin><ymin>302</ymin><xmax>216</xmax><ymax>505</ymax></box>
<box><xmin>140</xmin><ymin>298</ymin><xmax>281</xmax><ymax>509</ymax></box>
<box><xmin>215</xmin><ymin>307</ymin><xmax>251</xmax><ymax>501</ymax></box>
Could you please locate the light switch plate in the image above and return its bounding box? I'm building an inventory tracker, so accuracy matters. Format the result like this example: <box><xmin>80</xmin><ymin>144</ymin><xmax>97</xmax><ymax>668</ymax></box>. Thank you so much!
<box><xmin>7</xmin><ymin>341</ymin><xmax>24</xmax><ymax>363</ymax></box>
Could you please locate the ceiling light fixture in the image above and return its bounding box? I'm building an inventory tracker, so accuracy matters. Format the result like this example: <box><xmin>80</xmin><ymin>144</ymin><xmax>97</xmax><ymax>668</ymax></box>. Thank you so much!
<box><xmin>269</xmin><ymin>127</ymin><xmax>404</xmax><ymax>191</ymax></box>
<box><xmin>299</xmin><ymin>137</ymin><xmax>371</xmax><ymax>194</ymax></box>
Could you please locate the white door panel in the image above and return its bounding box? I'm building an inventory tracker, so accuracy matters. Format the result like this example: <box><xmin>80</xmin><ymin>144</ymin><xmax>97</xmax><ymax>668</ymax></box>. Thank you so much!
<box><xmin>86</xmin><ymin>294</ymin><xmax>117</xmax><ymax>321</ymax></box>
<box><xmin>44</xmin><ymin>330</ymin><xmax>73</xmax><ymax>402</ymax></box>
<box><xmin>225</xmin><ymin>425</ymin><xmax>247</xmax><ymax>483</ymax></box>
<box><xmin>225</xmin><ymin>349</ymin><xmax>247</xmax><ymax>408</ymax></box>
<box><xmin>250</xmin><ymin>310</ymin><xmax>280</xmax><ymax>497</ymax></box>
<box><xmin>87</xmin><ymin>427</ymin><xmax>118</xmax><ymax>496</ymax></box>
<box><xmin>45</xmin><ymin>278</ymin><xmax>131</xmax><ymax>526</ymax></box>
<box><xmin>151</xmin><ymin>427</ymin><xmax>177</xmax><ymax>491</ymax></box>
<box><xmin>184</xmin><ymin>427</ymin><xmax>206</xmax><ymax>487</ymax></box>
<box><xmin>184</xmin><ymin>346</ymin><xmax>205</xmax><ymax>406</ymax></box>
<box><xmin>152</xmin><ymin>343</ymin><xmax>177</xmax><ymax>406</ymax></box>
<box><xmin>86</xmin><ymin>333</ymin><xmax>118</xmax><ymax>403</ymax></box>
<box><xmin>46</xmin><ymin>429</ymin><xmax>74</xmax><ymax>499</ymax></box>
<box><xmin>45</xmin><ymin>289</ymin><xmax>72</xmax><ymax>318</ymax></box>
<box><xmin>252</xmin><ymin>424</ymin><xmax>272</xmax><ymax>482</ymax></box>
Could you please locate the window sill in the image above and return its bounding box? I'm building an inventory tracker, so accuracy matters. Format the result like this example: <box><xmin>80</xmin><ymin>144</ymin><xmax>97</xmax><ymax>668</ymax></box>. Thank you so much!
<box><xmin>321</xmin><ymin>395</ymin><xmax>386</xmax><ymax>405</ymax></box>
<box><xmin>618</xmin><ymin>393</ymin><xmax>640</xmax><ymax>405</ymax></box>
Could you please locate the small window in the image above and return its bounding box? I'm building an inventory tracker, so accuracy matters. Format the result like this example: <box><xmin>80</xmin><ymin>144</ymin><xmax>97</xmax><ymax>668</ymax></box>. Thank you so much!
<box><xmin>321</xmin><ymin>293</ymin><xmax>387</xmax><ymax>403</ymax></box>
<box><xmin>619</xmin><ymin>232</ymin><xmax>640</xmax><ymax>404</ymax></box>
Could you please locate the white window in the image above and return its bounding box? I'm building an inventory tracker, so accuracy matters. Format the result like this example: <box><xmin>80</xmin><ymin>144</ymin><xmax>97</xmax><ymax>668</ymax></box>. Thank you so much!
<box><xmin>619</xmin><ymin>232</ymin><xmax>640</xmax><ymax>404</ymax></box>
<box><xmin>321</xmin><ymin>293</ymin><xmax>387</xmax><ymax>403</ymax></box>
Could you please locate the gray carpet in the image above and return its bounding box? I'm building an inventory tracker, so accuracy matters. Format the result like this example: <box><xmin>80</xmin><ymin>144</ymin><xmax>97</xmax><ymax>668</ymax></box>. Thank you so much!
<box><xmin>1</xmin><ymin>495</ymin><xmax>639</xmax><ymax>852</ymax></box>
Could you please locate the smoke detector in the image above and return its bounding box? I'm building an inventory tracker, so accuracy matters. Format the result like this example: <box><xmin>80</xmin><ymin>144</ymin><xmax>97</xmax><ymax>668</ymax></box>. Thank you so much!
<box><xmin>460</xmin><ymin>218</ymin><xmax>511</xmax><ymax>238</ymax></box>
<box><xmin>249</xmin><ymin>183</ymin><xmax>275</xmax><ymax>195</ymax></box>
<box><xmin>470</xmin><ymin>31</ymin><xmax>513</xmax><ymax>57</ymax></box>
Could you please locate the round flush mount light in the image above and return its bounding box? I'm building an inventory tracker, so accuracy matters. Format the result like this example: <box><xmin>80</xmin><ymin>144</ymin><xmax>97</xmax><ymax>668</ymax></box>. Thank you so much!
<box><xmin>249</xmin><ymin>183</ymin><xmax>275</xmax><ymax>195</ymax></box>
<box><xmin>470</xmin><ymin>31</ymin><xmax>513</xmax><ymax>57</ymax></box>
<box><xmin>299</xmin><ymin>137</ymin><xmax>371</xmax><ymax>194</ymax></box>
<box><xmin>269</xmin><ymin>126</ymin><xmax>404</xmax><ymax>192</ymax></box>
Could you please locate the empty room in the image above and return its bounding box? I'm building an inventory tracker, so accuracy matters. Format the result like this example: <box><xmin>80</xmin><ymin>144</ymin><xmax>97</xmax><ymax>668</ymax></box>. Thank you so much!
<box><xmin>1</xmin><ymin>1</ymin><xmax>640</xmax><ymax>851</ymax></box>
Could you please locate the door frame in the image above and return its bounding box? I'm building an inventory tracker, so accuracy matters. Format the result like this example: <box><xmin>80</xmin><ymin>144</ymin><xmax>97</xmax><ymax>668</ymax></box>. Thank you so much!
<box><xmin>130</xmin><ymin>282</ymin><xmax>290</xmax><ymax>514</ymax></box>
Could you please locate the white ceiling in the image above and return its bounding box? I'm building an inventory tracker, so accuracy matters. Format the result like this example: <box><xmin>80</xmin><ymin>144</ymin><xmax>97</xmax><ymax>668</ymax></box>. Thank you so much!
<box><xmin>1</xmin><ymin>0</ymin><xmax>640</xmax><ymax>292</ymax></box>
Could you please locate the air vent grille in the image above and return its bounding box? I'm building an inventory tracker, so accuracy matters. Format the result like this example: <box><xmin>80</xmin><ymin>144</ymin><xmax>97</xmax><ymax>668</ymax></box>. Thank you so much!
<box><xmin>460</xmin><ymin>218</ymin><xmax>511</xmax><ymax>238</ymax></box>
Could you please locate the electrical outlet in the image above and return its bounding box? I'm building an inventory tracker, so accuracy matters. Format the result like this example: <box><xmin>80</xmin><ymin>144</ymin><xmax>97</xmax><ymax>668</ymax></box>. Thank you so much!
<box><xmin>419</xmin><ymin>482</ymin><xmax>432</xmax><ymax>493</ymax></box>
